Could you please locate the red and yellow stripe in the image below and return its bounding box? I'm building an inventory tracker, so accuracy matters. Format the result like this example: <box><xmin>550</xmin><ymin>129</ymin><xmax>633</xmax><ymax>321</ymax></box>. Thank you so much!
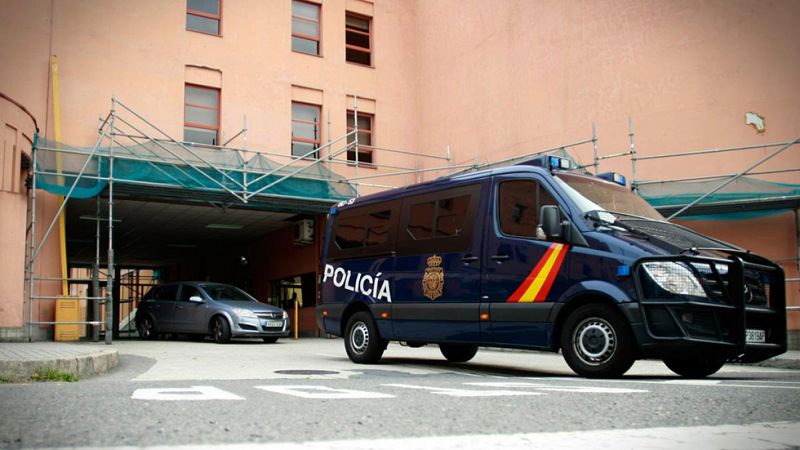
<box><xmin>506</xmin><ymin>243</ymin><xmax>569</xmax><ymax>303</ymax></box>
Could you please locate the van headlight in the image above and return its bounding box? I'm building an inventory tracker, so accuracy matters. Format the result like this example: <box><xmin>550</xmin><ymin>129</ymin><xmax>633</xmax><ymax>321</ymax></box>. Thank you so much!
<box><xmin>642</xmin><ymin>262</ymin><xmax>706</xmax><ymax>297</ymax></box>
<box><xmin>232</xmin><ymin>307</ymin><xmax>257</xmax><ymax>319</ymax></box>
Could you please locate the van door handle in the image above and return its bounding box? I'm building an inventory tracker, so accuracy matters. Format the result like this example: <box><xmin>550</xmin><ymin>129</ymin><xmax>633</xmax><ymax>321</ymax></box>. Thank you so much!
<box><xmin>490</xmin><ymin>254</ymin><xmax>509</xmax><ymax>261</ymax></box>
<box><xmin>462</xmin><ymin>255</ymin><xmax>479</xmax><ymax>263</ymax></box>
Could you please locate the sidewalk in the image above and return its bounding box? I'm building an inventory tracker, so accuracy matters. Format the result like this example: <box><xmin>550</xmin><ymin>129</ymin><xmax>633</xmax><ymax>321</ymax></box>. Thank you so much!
<box><xmin>0</xmin><ymin>340</ymin><xmax>797</xmax><ymax>382</ymax></box>
<box><xmin>750</xmin><ymin>350</ymin><xmax>800</xmax><ymax>370</ymax></box>
<box><xmin>0</xmin><ymin>342</ymin><xmax>118</xmax><ymax>382</ymax></box>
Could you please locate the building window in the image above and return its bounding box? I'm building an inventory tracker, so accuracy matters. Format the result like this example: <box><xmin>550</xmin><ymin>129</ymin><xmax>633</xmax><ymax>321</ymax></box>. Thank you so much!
<box><xmin>292</xmin><ymin>1</ymin><xmax>321</xmax><ymax>55</ymax></box>
<box><xmin>345</xmin><ymin>13</ymin><xmax>371</xmax><ymax>66</ymax></box>
<box><xmin>184</xmin><ymin>84</ymin><xmax>220</xmax><ymax>146</ymax></box>
<box><xmin>346</xmin><ymin>111</ymin><xmax>373</xmax><ymax>165</ymax></box>
<box><xmin>187</xmin><ymin>0</ymin><xmax>221</xmax><ymax>35</ymax></box>
<box><xmin>291</xmin><ymin>102</ymin><xmax>321</xmax><ymax>159</ymax></box>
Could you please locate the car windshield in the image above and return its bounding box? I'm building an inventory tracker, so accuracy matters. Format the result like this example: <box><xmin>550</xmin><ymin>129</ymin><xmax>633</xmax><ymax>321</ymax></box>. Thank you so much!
<box><xmin>554</xmin><ymin>173</ymin><xmax>664</xmax><ymax>221</ymax></box>
<box><xmin>200</xmin><ymin>284</ymin><xmax>256</xmax><ymax>303</ymax></box>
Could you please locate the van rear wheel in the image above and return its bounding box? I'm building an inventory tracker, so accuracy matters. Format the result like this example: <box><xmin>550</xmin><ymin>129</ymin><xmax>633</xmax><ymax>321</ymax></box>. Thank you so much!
<box><xmin>344</xmin><ymin>312</ymin><xmax>387</xmax><ymax>364</ymax></box>
<box><xmin>560</xmin><ymin>304</ymin><xmax>635</xmax><ymax>378</ymax></box>
<box><xmin>439</xmin><ymin>343</ymin><xmax>478</xmax><ymax>362</ymax></box>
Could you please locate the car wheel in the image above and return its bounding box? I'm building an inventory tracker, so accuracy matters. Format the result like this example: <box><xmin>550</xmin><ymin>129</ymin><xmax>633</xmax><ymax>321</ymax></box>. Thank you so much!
<box><xmin>137</xmin><ymin>316</ymin><xmax>157</xmax><ymax>340</ymax></box>
<box><xmin>262</xmin><ymin>337</ymin><xmax>279</xmax><ymax>343</ymax></box>
<box><xmin>211</xmin><ymin>316</ymin><xmax>231</xmax><ymax>344</ymax></box>
<box><xmin>663</xmin><ymin>356</ymin><xmax>725</xmax><ymax>378</ymax></box>
<box><xmin>344</xmin><ymin>311</ymin><xmax>387</xmax><ymax>364</ymax></box>
<box><xmin>439</xmin><ymin>343</ymin><xmax>478</xmax><ymax>362</ymax></box>
<box><xmin>560</xmin><ymin>304</ymin><xmax>635</xmax><ymax>378</ymax></box>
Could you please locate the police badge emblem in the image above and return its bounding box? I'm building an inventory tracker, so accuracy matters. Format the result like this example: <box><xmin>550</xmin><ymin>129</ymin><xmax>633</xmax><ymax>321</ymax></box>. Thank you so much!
<box><xmin>423</xmin><ymin>254</ymin><xmax>444</xmax><ymax>301</ymax></box>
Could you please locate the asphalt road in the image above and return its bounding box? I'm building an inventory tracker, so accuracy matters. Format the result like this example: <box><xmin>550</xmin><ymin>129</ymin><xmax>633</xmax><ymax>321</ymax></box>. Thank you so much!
<box><xmin>1</xmin><ymin>338</ymin><xmax>800</xmax><ymax>449</ymax></box>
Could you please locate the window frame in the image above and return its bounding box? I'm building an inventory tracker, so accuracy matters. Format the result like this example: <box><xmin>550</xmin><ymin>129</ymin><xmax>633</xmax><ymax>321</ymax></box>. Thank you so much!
<box><xmin>291</xmin><ymin>101</ymin><xmax>322</xmax><ymax>159</ymax></box>
<box><xmin>327</xmin><ymin>199</ymin><xmax>401</xmax><ymax>262</ymax></box>
<box><xmin>186</xmin><ymin>0</ymin><xmax>222</xmax><ymax>36</ymax></box>
<box><xmin>346</xmin><ymin>110</ymin><xmax>375</xmax><ymax>167</ymax></box>
<box><xmin>292</xmin><ymin>0</ymin><xmax>322</xmax><ymax>56</ymax></box>
<box><xmin>345</xmin><ymin>12</ymin><xmax>372</xmax><ymax>67</ymax></box>
<box><xmin>183</xmin><ymin>83</ymin><xmax>221</xmax><ymax>146</ymax></box>
<box><xmin>396</xmin><ymin>183</ymin><xmax>482</xmax><ymax>255</ymax></box>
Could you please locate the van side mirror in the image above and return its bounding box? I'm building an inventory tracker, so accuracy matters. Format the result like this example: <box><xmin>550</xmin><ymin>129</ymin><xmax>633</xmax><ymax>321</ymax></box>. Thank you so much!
<box><xmin>540</xmin><ymin>205</ymin><xmax>562</xmax><ymax>240</ymax></box>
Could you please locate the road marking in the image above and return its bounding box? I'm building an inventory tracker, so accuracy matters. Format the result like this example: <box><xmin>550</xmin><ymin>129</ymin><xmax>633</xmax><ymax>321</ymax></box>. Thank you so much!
<box><xmin>465</xmin><ymin>381</ymin><xmax>648</xmax><ymax>394</ymax></box>
<box><xmin>131</xmin><ymin>386</ymin><xmax>243</xmax><ymax>401</ymax></box>
<box><xmin>52</xmin><ymin>421</ymin><xmax>800</xmax><ymax>449</ymax></box>
<box><xmin>254</xmin><ymin>385</ymin><xmax>394</xmax><ymax>399</ymax></box>
<box><xmin>383</xmin><ymin>383</ymin><xmax>544</xmax><ymax>397</ymax></box>
<box><xmin>522</xmin><ymin>376</ymin><xmax>800</xmax><ymax>390</ymax></box>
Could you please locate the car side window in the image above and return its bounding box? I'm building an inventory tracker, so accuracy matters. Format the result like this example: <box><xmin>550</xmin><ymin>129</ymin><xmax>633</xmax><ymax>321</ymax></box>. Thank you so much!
<box><xmin>498</xmin><ymin>179</ymin><xmax>557</xmax><ymax>239</ymax></box>
<box><xmin>180</xmin><ymin>286</ymin><xmax>202</xmax><ymax>302</ymax></box>
<box><xmin>154</xmin><ymin>285</ymin><xmax>178</xmax><ymax>301</ymax></box>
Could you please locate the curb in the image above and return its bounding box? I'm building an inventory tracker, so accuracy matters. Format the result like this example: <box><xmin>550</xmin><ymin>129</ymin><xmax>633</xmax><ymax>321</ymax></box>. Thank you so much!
<box><xmin>0</xmin><ymin>349</ymin><xmax>119</xmax><ymax>382</ymax></box>
<box><xmin>748</xmin><ymin>358</ymin><xmax>800</xmax><ymax>371</ymax></box>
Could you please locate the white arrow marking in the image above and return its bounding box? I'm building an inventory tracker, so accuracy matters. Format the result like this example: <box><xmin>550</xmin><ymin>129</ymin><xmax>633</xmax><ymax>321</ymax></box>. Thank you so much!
<box><xmin>131</xmin><ymin>386</ymin><xmax>244</xmax><ymax>401</ymax></box>
<box><xmin>254</xmin><ymin>385</ymin><xmax>394</xmax><ymax>399</ymax></box>
<box><xmin>383</xmin><ymin>383</ymin><xmax>543</xmax><ymax>397</ymax></box>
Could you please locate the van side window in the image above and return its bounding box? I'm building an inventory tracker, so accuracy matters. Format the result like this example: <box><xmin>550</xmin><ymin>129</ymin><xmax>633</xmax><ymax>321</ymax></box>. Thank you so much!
<box><xmin>335</xmin><ymin>209</ymin><xmax>392</xmax><ymax>249</ymax></box>
<box><xmin>397</xmin><ymin>184</ymin><xmax>481</xmax><ymax>254</ymax></box>
<box><xmin>498</xmin><ymin>180</ymin><xmax>557</xmax><ymax>239</ymax></box>
<box><xmin>407</xmin><ymin>195</ymin><xmax>469</xmax><ymax>240</ymax></box>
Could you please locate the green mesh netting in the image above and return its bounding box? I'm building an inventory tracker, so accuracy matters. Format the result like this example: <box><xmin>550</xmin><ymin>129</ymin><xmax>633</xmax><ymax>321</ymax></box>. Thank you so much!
<box><xmin>638</xmin><ymin>177</ymin><xmax>800</xmax><ymax>220</ymax></box>
<box><xmin>33</xmin><ymin>138</ymin><xmax>356</xmax><ymax>202</ymax></box>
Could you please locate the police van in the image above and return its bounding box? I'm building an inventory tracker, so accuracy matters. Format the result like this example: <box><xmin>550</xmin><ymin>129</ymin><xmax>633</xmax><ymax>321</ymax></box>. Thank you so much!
<box><xmin>316</xmin><ymin>156</ymin><xmax>787</xmax><ymax>378</ymax></box>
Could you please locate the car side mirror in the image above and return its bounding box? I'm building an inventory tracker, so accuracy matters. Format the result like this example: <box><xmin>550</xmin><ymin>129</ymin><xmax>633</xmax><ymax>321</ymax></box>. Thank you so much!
<box><xmin>540</xmin><ymin>205</ymin><xmax>562</xmax><ymax>240</ymax></box>
<box><xmin>189</xmin><ymin>295</ymin><xmax>204</xmax><ymax>303</ymax></box>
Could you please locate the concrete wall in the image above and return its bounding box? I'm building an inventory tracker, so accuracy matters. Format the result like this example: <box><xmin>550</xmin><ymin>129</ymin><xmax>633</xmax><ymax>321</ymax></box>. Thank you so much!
<box><xmin>0</xmin><ymin>95</ymin><xmax>61</xmax><ymax>340</ymax></box>
<box><xmin>414</xmin><ymin>0</ymin><xmax>800</xmax><ymax>181</ymax></box>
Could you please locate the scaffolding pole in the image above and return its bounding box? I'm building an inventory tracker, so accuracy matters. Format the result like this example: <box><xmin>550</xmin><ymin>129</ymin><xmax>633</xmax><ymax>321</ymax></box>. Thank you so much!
<box><xmin>629</xmin><ymin>116</ymin><xmax>638</xmax><ymax>193</ymax></box>
<box><xmin>105</xmin><ymin>99</ymin><xmax>116</xmax><ymax>344</ymax></box>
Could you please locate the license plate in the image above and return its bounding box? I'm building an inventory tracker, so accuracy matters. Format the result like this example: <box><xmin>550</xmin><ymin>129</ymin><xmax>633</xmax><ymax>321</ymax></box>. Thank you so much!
<box><xmin>746</xmin><ymin>329</ymin><xmax>765</xmax><ymax>343</ymax></box>
<box><xmin>262</xmin><ymin>320</ymin><xmax>283</xmax><ymax>328</ymax></box>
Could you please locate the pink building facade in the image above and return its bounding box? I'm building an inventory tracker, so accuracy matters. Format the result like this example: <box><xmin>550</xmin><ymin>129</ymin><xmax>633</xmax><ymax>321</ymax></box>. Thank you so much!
<box><xmin>0</xmin><ymin>0</ymin><xmax>798</xmax><ymax>343</ymax></box>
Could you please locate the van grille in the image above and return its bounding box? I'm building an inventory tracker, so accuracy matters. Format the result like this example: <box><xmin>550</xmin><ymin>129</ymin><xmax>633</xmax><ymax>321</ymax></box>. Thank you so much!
<box><xmin>692</xmin><ymin>263</ymin><xmax>769</xmax><ymax>307</ymax></box>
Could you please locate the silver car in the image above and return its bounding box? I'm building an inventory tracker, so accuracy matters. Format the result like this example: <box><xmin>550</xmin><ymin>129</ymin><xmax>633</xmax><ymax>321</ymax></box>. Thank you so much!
<box><xmin>135</xmin><ymin>282</ymin><xmax>290</xmax><ymax>343</ymax></box>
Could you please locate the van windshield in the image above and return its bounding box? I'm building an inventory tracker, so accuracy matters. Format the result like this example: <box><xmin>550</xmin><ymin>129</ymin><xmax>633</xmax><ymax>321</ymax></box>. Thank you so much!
<box><xmin>554</xmin><ymin>173</ymin><xmax>664</xmax><ymax>221</ymax></box>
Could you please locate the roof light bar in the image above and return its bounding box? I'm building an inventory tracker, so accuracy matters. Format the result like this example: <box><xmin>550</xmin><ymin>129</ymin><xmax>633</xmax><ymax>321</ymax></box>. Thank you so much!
<box><xmin>597</xmin><ymin>172</ymin><xmax>627</xmax><ymax>187</ymax></box>
<box><xmin>517</xmin><ymin>155</ymin><xmax>572</xmax><ymax>171</ymax></box>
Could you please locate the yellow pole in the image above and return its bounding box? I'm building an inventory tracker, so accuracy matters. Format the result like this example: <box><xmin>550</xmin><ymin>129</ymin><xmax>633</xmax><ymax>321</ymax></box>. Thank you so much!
<box><xmin>293</xmin><ymin>297</ymin><xmax>299</xmax><ymax>340</ymax></box>
<box><xmin>51</xmin><ymin>55</ymin><xmax>69</xmax><ymax>297</ymax></box>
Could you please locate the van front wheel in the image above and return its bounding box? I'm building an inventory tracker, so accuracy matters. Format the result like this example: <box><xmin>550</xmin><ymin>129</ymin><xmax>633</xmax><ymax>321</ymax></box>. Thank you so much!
<box><xmin>440</xmin><ymin>343</ymin><xmax>478</xmax><ymax>362</ymax></box>
<box><xmin>560</xmin><ymin>304</ymin><xmax>635</xmax><ymax>378</ymax></box>
<box><xmin>663</xmin><ymin>356</ymin><xmax>725</xmax><ymax>378</ymax></box>
<box><xmin>344</xmin><ymin>312</ymin><xmax>387</xmax><ymax>364</ymax></box>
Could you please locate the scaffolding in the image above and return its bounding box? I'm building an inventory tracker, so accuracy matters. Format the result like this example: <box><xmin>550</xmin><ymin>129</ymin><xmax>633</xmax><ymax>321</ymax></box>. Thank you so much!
<box><xmin>23</xmin><ymin>96</ymin><xmax>450</xmax><ymax>343</ymax></box>
<box><xmin>24</xmin><ymin>98</ymin><xmax>800</xmax><ymax>341</ymax></box>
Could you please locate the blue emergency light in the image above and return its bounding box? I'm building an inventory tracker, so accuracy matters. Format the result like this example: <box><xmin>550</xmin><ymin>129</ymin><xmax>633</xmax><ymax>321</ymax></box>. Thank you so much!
<box><xmin>597</xmin><ymin>172</ymin><xmax>627</xmax><ymax>187</ymax></box>
<box><xmin>518</xmin><ymin>155</ymin><xmax>572</xmax><ymax>171</ymax></box>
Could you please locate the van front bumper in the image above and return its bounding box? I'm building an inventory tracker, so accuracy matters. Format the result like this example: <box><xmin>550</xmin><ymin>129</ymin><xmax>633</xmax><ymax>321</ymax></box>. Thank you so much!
<box><xmin>628</xmin><ymin>254</ymin><xmax>787</xmax><ymax>363</ymax></box>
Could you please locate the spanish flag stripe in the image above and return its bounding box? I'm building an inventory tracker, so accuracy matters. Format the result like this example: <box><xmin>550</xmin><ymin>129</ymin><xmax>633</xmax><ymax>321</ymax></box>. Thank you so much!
<box><xmin>533</xmin><ymin>244</ymin><xmax>569</xmax><ymax>302</ymax></box>
<box><xmin>506</xmin><ymin>243</ymin><xmax>558</xmax><ymax>303</ymax></box>
<box><xmin>518</xmin><ymin>244</ymin><xmax>565</xmax><ymax>303</ymax></box>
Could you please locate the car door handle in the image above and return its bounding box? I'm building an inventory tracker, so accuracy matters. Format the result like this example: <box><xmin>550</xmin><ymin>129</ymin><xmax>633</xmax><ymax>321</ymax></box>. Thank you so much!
<box><xmin>462</xmin><ymin>255</ymin><xmax>479</xmax><ymax>263</ymax></box>
<box><xmin>490</xmin><ymin>254</ymin><xmax>509</xmax><ymax>261</ymax></box>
